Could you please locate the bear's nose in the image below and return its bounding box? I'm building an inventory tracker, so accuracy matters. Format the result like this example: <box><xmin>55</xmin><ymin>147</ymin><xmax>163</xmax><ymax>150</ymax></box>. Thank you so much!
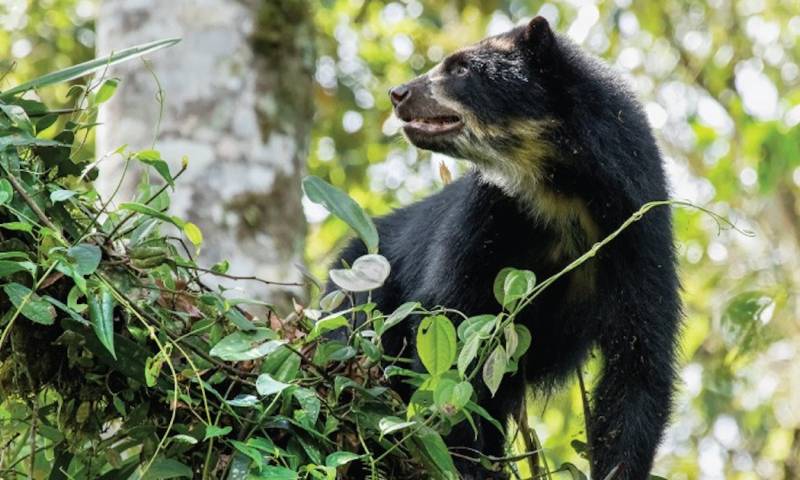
<box><xmin>389</xmin><ymin>84</ymin><xmax>410</xmax><ymax>107</ymax></box>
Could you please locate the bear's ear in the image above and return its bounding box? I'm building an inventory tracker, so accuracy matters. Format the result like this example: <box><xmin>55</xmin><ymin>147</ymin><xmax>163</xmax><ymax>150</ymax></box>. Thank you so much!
<box><xmin>522</xmin><ymin>16</ymin><xmax>554</xmax><ymax>54</ymax></box>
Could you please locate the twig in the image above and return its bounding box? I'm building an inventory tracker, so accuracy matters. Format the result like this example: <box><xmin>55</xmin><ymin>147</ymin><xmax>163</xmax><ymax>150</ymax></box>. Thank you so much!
<box><xmin>448</xmin><ymin>446</ymin><xmax>542</xmax><ymax>463</ymax></box>
<box><xmin>28</xmin><ymin>397</ymin><xmax>36</xmax><ymax>480</ymax></box>
<box><xmin>26</xmin><ymin>108</ymin><xmax>81</xmax><ymax>117</ymax></box>
<box><xmin>178</xmin><ymin>263</ymin><xmax>305</xmax><ymax>287</ymax></box>
<box><xmin>1</xmin><ymin>163</ymin><xmax>61</xmax><ymax>235</ymax></box>
<box><xmin>518</xmin><ymin>401</ymin><xmax>545</xmax><ymax>479</ymax></box>
<box><xmin>602</xmin><ymin>464</ymin><xmax>621</xmax><ymax>480</ymax></box>
<box><xmin>576</xmin><ymin>367</ymin><xmax>594</xmax><ymax>479</ymax></box>
<box><xmin>104</xmin><ymin>161</ymin><xmax>188</xmax><ymax>243</ymax></box>
<box><xmin>78</xmin><ymin>156</ymin><xmax>131</xmax><ymax>239</ymax></box>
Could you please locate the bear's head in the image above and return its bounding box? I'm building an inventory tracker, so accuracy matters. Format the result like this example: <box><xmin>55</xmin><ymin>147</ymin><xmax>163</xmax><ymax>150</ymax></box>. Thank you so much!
<box><xmin>390</xmin><ymin>16</ymin><xmax>562</xmax><ymax>184</ymax></box>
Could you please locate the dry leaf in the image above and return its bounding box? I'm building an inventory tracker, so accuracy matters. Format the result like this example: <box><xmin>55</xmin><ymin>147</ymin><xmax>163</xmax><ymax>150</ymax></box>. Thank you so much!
<box><xmin>439</xmin><ymin>161</ymin><xmax>452</xmax><ymax>185</ymax></box>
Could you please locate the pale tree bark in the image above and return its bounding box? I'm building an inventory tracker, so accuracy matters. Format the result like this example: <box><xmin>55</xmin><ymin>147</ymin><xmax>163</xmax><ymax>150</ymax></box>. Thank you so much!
<box><xmin>96</xmin><ymin>0</ymin><xmax>314</xmax><ymax>306</ymax></box>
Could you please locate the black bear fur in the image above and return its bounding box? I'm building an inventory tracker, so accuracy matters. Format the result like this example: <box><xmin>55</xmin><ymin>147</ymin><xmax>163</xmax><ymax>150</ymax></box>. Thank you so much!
<box><xmin>329</xmin><ymin>17</ymin><xmax>681</xmax><ymax>480</ymax></box>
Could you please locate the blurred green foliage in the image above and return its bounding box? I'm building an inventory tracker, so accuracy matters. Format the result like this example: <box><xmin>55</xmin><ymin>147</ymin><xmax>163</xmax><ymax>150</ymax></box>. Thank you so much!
<box><xmin>2</xmin><ymin>0</ymin><xmax>800</xmax><ymax>478</ymax></box>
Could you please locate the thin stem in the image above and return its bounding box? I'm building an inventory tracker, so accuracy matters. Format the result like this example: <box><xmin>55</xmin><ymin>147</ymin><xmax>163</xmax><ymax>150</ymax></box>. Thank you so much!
<box><xmin>576</xmin><ymin>367</ymin><xmax>594</xmax><ymax>479</ymax></box>
<box><xmin>1</xmin><ymin>163</ymin><xmax>61</xmax><ymax>234</ymax></box>
<box><xmin>104</xmin><ymin>162</ymin><xmax>188</xmax><ymax>243</ymax></box>
<box><xmin>178</xmin><ymin>263</ymin><xmax>304</xmax><ymax>287</ymax></box>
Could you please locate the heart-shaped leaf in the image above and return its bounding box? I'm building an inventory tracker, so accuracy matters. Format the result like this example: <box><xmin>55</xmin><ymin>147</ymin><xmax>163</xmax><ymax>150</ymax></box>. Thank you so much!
<box><xmin>255</xmin><ymin>373</ymin><xmax>290</xmax><ymax>397</ymax></box>
<box><xmin>494</xmin><ymin>267</ymin><xmax>536</xmax><ymax>309</ymax></box>
<box><xmin>378</xmin><ymin>416</ymin><xmax>416</xmax><ymax>437</ymax></box>
<box><xmin>67</xmin><ymin>243</ymin><xmax>102</xmax><ymax>276</ymax></box>
<box><xmin>329</xmin><ymin>254</ymin><xmax>390</xmax><ymax>292</ymax></box>
<box><xmin>209</xmin><ymin>329</ymin><xmax>283</xmax><ymax>361</ymax></box>
<box><xmin>307</xmin><ymin>314</ymin><xmax>349</xmax><ymax>341</ymax></box>
<box><xmin>416</xmin><ymin>315</ymin><xmax>457</xmax><ymax>376</ymax></box>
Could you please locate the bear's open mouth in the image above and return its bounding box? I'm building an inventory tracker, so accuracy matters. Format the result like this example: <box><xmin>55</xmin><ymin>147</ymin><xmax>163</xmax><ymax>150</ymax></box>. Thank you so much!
<box><xmin>403</xmin><ymin>116</ymin><xmax>463</xmax><ymax>136</ymax></box>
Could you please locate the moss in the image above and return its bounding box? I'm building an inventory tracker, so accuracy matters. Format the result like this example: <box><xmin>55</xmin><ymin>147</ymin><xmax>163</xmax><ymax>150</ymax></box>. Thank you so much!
<box><xmin>225</xmin><ymin>172</ymin><xmax>306</xmax><ymax>255</ymax></box>
<box><xmin>251</xmin><ymin>0</ymin><xmax>315</xmax><ymax>139</ymax></box>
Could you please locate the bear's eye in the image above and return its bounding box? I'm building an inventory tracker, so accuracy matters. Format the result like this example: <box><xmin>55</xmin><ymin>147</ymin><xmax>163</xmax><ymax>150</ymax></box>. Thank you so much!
<box><xmin>452</xmin><ymin>63</ymin><xmax>469</xmax><ymax>77</ymax></box>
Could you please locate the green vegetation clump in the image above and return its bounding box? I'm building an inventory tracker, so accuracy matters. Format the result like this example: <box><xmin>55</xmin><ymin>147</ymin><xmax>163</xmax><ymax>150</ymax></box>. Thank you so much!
<box><xmin>0</xmin><ymin>44</ymin><xmax>752</xmax><ymax>480</ymax></box>
<box><xmin>0</xmin><ymin>44</ymin><xmax>547</xmax><ymax>480</ymax></box>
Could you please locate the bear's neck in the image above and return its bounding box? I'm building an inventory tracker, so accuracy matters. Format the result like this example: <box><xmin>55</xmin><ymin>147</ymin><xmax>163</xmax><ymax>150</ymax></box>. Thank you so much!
<box><xmin>470</xmin><ymin>166</ymin><xmax>600</xmax><ymax>262</ymax></box>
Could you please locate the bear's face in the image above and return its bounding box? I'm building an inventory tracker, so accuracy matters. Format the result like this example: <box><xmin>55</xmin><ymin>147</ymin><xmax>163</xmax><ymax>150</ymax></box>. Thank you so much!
<box><xmin>390</xmin><ymin>17</ymin><xmax>559</xmax><ymax>173</ymax></box>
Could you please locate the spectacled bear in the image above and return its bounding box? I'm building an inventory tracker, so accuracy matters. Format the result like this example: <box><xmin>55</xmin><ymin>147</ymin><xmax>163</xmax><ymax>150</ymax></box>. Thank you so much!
<box><xmin>331</xmin><ymin>16</ymin><xmax>680</xmax><ymax>480</ymax></box>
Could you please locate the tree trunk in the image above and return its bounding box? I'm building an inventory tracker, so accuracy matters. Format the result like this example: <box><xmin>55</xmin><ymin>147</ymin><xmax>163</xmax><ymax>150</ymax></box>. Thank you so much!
<box><xmin>96</xmin><ymin>0</ymin><xmax>314</xmax><ymax>306</ymax></box>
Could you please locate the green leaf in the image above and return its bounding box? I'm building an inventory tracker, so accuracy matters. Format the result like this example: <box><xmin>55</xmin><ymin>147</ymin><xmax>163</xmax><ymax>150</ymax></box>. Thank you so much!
<box><xmin>328</xmin><ymin>253</ymin><xmax>390</xmax><ymax>292</ymax></box>
<box><xmin>382</xmin><ymin>301</ymin><xmax>419</xmax><ymax>333</ymax></box>
<box><xmin>0</xmin><ymin>132</ymin><xmax>65</xmax><ymax>150</ymax></box>
<box><xmin>229</xmin><ymin>442</ymin><xmax>263</xmax><ymax>471</ymax></box>
<box><xmin>135</xmin><ymin>150</ymin><xmax>174</xmax><ymax>187</ymax></box>
<box><xmin>250</xmin><ymin>466</ymin><xmax>297</xmax><ymax>480</ymax></box>
<box><xmin>457</xmin><ymin>334</ymin><xmax>480</xmax><ymax>377</ymax></box>
<box><xmin>494</xmin><ymin>267</ymin><xmax>536</xmax><ymax>309</ymax></box>
<box><xmin>88</xmin><ymin>285</ymin><xmax>116</xmax><ymax>359</ymax></box>
<box><xmin>0</xmin><ymin>260</ymin><xmax>35</xmax><ymax>278</ymax></box>
<box><xmin>302</xmin><ymin>175</ymin><xmax>378</xmax><ymax>253</ymax></box>
<box><xmin>0</xmin><ymin>222</ymin><xmax>33</xmax><ymax>233</ymax></box>
<box><xmin>378</xmin><ymin>416</ymin><xmax>417</xmax><ymax>437</ymax></box>
<box><xmin>435</xmin><ymin>379</ymin><xmax>473</xmax><ymax>414</ymax></box>
<box><xmin>203</xmin><ymin>425</ymin><xmax>232</xmax><ymax>440</ymax></box>
<box><xmin>0</xmin><ymin>178</ymin><xmax>12</xmax><ymax>204</ymax></box>
<box><xmin>224</xmin><ymin>308</ymin><xmax>256</xmax><ymax>331</ymax></box>
<box><xmin>319</xmin><ymin>289</ymin><xmax>345</xmax><ymax>311</ymax></box>
<box><xmin>35</xmin><ymin>113</ymin><xmax>59</xmax><ymax>132</ymax></box>
<box><xmin>0</xmin><ymin>104</ymin><xmax>33</xmax><ymax>133</ymax></box>
<box><xmin>0</xmin><ymin>38</ymin><xmax>180</xmax><ymax>99</ymax></box>
<box><xmin>451</xmin><ymin>381</ymin><xmax>474</xmax><ymax>411</ymax></box>
<box><xmin>416</xmin><ymin>315</ymin><xmax>457</xmax><ymax>376</ymax></box>
<box><xmin>94</xmin><ymin>77</ymin><xmax>120</xmax><ymax>104</ymax></box>
<box><xmin>171</xmin><ymin>434</ymin><xmax>198</xmax><ymax>445</ymax></box>
<box><xmin>119</xmin><ymin>202</ymin><xmax>184</xmax><ymax>227</ymax></box>
<box><xmin>416</xmin><ymin>426</ymin><xmax>458</xmax><ymax>478</ymax></box>
<box><xmin>141</xmin><ymin>457</ymin><xmax>192</xmax><ymax>479</ymax></box>
<box><xmin>43</xmin><ymin>295</ymin><xmax>88</xmax><ymax>324</ymax></box>
<box><xmin>559</xmin><ymin>462</ymin><xmax>588</xmax><ymax>480</ymax></box>
<box><xmin>0</xmin><ymin>251</ymin><xmax>30</xmax><ymax>260</ymax></box>
<box><xmin>294</xmin><ymin>387</ymin><xmax>322</xmax><ymax>426</ymax></box>
<box><xmin>307</xmin><ymin>314</ymin><xmax>349</xmax><ymax>341</ymax></box>
<box><xmin>67</xmin><ymin>285</ymin><xmax>87</xmax><ymax>312</ymax></box>
<box><xmin>67</xmin><ymin>243</ymin><xmax>102</xmax><ymax>275</ymax></box>
<box><xmin>511</xmin><ymin>324</ymin><xmax>531</xmax><ymax>360</ymax></box>
<box><xmin>504</xmin><ymin>324</ymin><xmax>518</xmax><ymax>360</ymax></box>
<box><xmin>144</xmin><ymin>354</ymin><xmax>165</xmax><ymax>387</ymax></box>
<box><xmin>261</xmin><ymin>345</ymin><xmax>301</xmax><ymax>382</ymax></box>
<box><xmin>721</xmin><ymin>291</ymin><xmax>773</xmax><ymax>354</ymax></box>
<box><xmin>465</xmin><ymin>400</ymin><xmax>504</xmax><ymax>434</ymax></box>
<box><xmin>255</xmin><ymin>373</ymin><xmax>290</xmax><ymax>397</ymax></box>
<box><xmin>456</xmin><ymin>314</ymin><xmax>495</xmax><ymax>342</ymax></box>
<box><xmin>182</xmin><ymin>222</ymin><xmax>202</xmax><ymax>247</ymax></box>
<box><xmin>482</xmin><ymin>345</ymin><xmax>507</xmax><ymax>397</ymax></box>
<box><xmin>209</xmin><ymin>330</ymin><xmax>283</xmax><ymax>361</ymax></box>
<box><xmin>325</xmin><ymin>451</ymin><xmax>362</xmax><ymax>468</ymax></box>
<box><xmin>3</xmin><ymin>282</ymin><xmax>55</xmax><ymax>325</ymax></box>
<box><xmin>50</xmin><ymin>189</ymin><xmax>77</xmax><ymax>202</ymax></box>
<box><xmin>433</xmin><ymin>378</ymin><xmax>457</xmax><ymax>410</ymax></box>
<box><xmin>226</xmin><ymin>394</ymin><xmax>258</xmax><ymax>408</ymax></box>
